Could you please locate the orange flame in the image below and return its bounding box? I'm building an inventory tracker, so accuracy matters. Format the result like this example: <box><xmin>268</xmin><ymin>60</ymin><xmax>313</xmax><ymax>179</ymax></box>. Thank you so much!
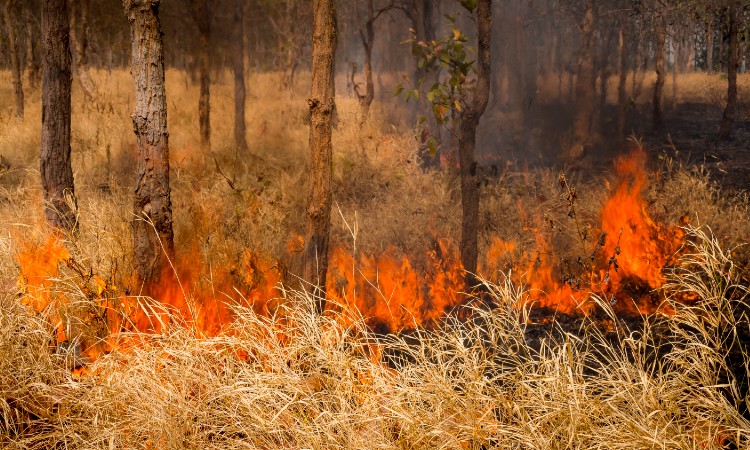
<box><xmin>599</xmin><ymin>148</ymin><xmax>685</xmax><ymax>295</ymax></box>
<box><xmin>326</xmin><ymin>239</ymin><xmax>464</xmax><ymax>332</ymax></box>
<box><xmin>14</xmin><ymin>148</ymin><xmax>692</xmax><ymax>370</ymax></box>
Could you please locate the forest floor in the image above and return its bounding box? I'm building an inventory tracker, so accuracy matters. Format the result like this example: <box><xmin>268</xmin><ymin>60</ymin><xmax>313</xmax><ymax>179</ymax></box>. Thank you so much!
<box><xmin>0</xmin><ymin>69</ymin><xmax>748</xmax><ymax>448</ymax></box>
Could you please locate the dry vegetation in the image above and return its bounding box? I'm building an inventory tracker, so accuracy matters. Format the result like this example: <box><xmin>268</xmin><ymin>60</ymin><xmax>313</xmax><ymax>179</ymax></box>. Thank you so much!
<box><xmin>0</xmin><ymin>69</ymin><xmax>749</xmax><ymax>448</ymax></box>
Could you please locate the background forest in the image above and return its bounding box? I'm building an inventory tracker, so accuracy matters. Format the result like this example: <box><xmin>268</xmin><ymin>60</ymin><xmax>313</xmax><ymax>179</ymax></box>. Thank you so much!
<box><xmin>1</xmin><ymin>0</ymin><xmax>750</xmax><ymax>448</ymax></box>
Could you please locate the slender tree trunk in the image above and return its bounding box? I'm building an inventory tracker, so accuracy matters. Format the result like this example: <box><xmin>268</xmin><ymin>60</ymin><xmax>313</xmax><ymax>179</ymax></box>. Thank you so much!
<box><xmin>508</xmin><ymin>2</ymin><xmax>525</xmax><ymax>115</ymax></box>
<box><xmin>459</xmin><ymin>0</ymin><xmax>491</xmax><ymax>289</ymax></box>
<box><xmin>41</xmin><ymin>0</ymin><xmax>76</xmax><ymax>232</ymax></box>
<box><xmin>356</xmin><ymin>0</ymin><xmax>375</xmax><ymax>125</ymax></box>
<box><xmin>4</xmin><ymin>0</ymin><xmax>24</xmax><ymax>118</ymax></box>
<box><xmin>594</xmin><ymin>29</ymin><xmax>613</xmax><ymax>134</ymax></box>
<box><xmin>421</xmin><ymin>0</ymin><xmax>440</xmax><ymax>144</ymax></box>
<box><xmin>304</xmin><ymin>0</ymin><xmax>336</xmax><ymax>310</ymax></box>
<box><xmin>719</xmin><ymin>0</ymin><xmax>738</xmax><ymax>140</ymax></box>
<box><xmin>191</xmin><ymin>0</ymin><xmax>211</xmax><ymax>150</ymax></box>
<box><xmin>671</xmin><ymin>54</ymin><xmax>678</xmax><ymax>112</ymax></box>
<box><xmin>25</xmin><ymin>6</ymin><xmax>40</xmax><ymax>89</ymax></box>
<box><xmin>652</xmin><ymin>1</ymin><xmax>666</xmax><ymax>131</ymax></box>
<box><xmin>233</xmin><ymin>0</ymin><xmax>248</xmax><ymax>153</ymax></box>
<box><xmin>69</xmin><ymin>0</ymin><xmax>95</xmax><ymax>101</ymax></box>
<box><xmin>282</xmin><ymin>0</ymin><xmax>299</xmax><ymax>92</ymax></box>
<box><xmin>123</xmin><ymin>0</ymin><xmax>175</xmax><ymax>289</ymax></box>
<box><xmin>617</xmin><ymin>24</ymin><xmax>629</xmax><ymax>139</ymax></box>
<box><xmin>568</xmin><ymin>0</ymin><xmax>596</xmax><ymax>161</ymax></box>
<box><xmin>706</xmin><ymin>19</ymin><xmax>714</xmax><ymax>72</ymax></box>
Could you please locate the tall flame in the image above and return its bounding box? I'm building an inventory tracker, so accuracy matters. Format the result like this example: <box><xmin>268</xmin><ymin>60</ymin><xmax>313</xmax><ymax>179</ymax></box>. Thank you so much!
<box><xmin>599</xmin><ymin>148</ymin><xmax>685</xmax><ymax>294</ymax></box>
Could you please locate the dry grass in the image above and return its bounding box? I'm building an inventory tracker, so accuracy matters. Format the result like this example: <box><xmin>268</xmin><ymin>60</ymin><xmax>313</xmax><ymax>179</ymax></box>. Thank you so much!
<box><xmin>0</xmin><ymin>69</ymin><xmax>749</xmax><ymax>448</ymax></box>
<box><xmin>0</xmin><ymin>227</ymin><xmax>748</xmax><ymax>449</ymax></box>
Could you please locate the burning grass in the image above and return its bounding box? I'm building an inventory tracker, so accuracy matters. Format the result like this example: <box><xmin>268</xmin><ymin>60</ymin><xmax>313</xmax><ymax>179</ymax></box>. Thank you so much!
<box><xmin>0</xmin><ymin>228</ymin><xmax>749</xmax><ymax>449</ymax></box>
<box><xmin>1</xmin><ymin>69</ymin><xmax>749</xmax><ymax>447</ymax></box>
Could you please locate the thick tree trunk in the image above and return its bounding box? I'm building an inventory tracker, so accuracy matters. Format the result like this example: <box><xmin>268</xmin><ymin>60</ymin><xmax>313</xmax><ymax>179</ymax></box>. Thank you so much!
<box><xmin>719</xmin><ymin>0</ymin><xmax>738</xmax><ymax>140</ymax></box>
<box><xmin>123</xmin><ymin>0</ymin><xmax>175</xmax><ymax>289</ymax></box>
<box><xmin>4</xmin><ymin>0</ymin><xmax>24</xmax><ymax>118</ymax></box>
<box><xmin>567</xmin><ymin>0</ymin><xmax>596</xmax><ymax>162</ymax></box>
<box><xmin>356</xmin><ymin>0</ymin><xmax>375</xmax><ymax>125</ymax></box>
<box><xmin>233</xmin><ymin>0</ymin><xmax>248</xmax><ymax>153</ymax></box>
<box><xmin>652</xmin><ymin>2</ymin><xmax>666</xmax><ymax>131</ymax></box>
<box><xmin>458</xmin><ymin>0</ymin><xmax>491</xmax><ymax>289</ymax></box>
<box><xmin>69</xmin><ymin>0</ymin><xmax>96</xmax><ymax>101</ymax></box>
<box><xmin>191</xmin><ymin>0</ymin><xmax>211</xmax><ymax>150</ymax></box>
<box><xmin>304</xmin><ymin>0</ymin><xmax>336</xmax><ymax>310</ymax></box>
<box><xmin>41</xmin><ymin>0</ymin><xmax>76</xmax><ymax>232</ymax></box>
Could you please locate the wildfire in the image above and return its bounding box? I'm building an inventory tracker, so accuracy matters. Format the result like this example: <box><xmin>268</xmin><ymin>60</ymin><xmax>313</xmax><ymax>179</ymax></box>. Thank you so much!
<box><xmin>14</xmin><ymin>148</ymin><xmax>690</xmax><ymax>367</ymax></box>
<box><xmin>326</xmin><ymin>239</ymin><xmax>464</xmax><ymax>332</ymax></box>
<box><xmin>599</xmin><ymin>149</ymin><xmax>685</xmax><ymax>297</ymax></box>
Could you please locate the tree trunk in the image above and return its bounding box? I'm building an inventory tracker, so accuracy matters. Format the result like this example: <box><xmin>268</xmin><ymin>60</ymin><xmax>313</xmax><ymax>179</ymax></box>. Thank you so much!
<box><xmin>719</xmin><ymin>0</ymin><xmax>738</xmax><ymax>140</ymax></box>
<box><xmin>24</xmin><ymin>5</ymin><xmax>41</xmax><ymax>89</ymax></box>
<box><xmin>123</xmin><ymin>0</ymin><xmax>175</xmax><ymax>289</ymax></box>
<box><xmin>356</xmin><ymin>0</ymin><xmax>375</xmax><ymax>125</ymax></box>
<box><xmin>652</xmin><ymin>1</ymin><xmax>666</xmax><ymax>131</ymax></box>
<box><xmin>191</xmin><ymin>0</ymin><xmax>211</xmax><ymax>150</ymax></box>
<box><xmin>4</xmin><ymin>0</ymin><xmax>24</xmax><ymax>118</ymax></box>
<box><xmin>508</xmin><ymin>2</ymin><xmax>525</xmax><ymax>115</ymax></box>
<box><xmin>233</xmin><ymin>0</ymin><xmax>248</xmax><ymax>153</ymax></box>
<box><xmin>706</xmin><ymin>19</ymin><xmax>714</xmax><ymax>72</ymax></box>
<box><xmin>282</xmin><ymin>0</ymin><xmax>299</xmax><ymax>92</ymax></box>
<box><xmin>41</xmin><ymin>0</ymin><xmax>76</xmax><ymax>233</ymax></box>
<box><xmin>594</xmin><ymin>28</ymin><xmax>613</xmax><ymax>134</ymax></box>
<box><xmin>617</xmin><ymin>24</ymin><xmax>629</xmax><ymax>139</ymax></box>
<box><xmin>420</xmin><ymin>0</ymin><xmax>440</xmax><ymax>144</ymax></box>
<box><xmin>458</xmin><ymin>0</ymin><xmax>491</xmax><ymax>289</ymax></box>
<box><xmin>304</xmin><ymin>0</ymin><xmax>336</xmax><ymax>310</ymax></box>
<box><xmin>567</xmin><ymin>0</ymin><xmax>596</xmax><ymax>162</ymax></box>
<box><xmin>69</xmin><ymin>0</ymin><xmax>96</xmax><ymax>101</ymax></box>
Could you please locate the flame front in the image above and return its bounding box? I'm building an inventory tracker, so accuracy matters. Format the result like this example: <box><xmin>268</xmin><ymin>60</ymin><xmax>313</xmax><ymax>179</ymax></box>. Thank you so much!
<box><xmin>13</xmin><ymin>148</ymin><xmax>691</xmax><ymax>363</ymax></box>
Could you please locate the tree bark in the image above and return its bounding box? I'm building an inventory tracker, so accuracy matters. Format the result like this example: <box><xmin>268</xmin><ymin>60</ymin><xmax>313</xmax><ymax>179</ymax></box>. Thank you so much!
<box><xmin>458</xmin><ymin>0</ymin><xmax>491</xmax><ymax>289</ymax></box>
<box><xmin>719</xmin><ymin>0</ymin><xmax>738</xmax><ymax>140</ymax></box>
<box><xmin>69</xmin><ymin>0</ymin><xmax>96</xmax><ymax>101</ymax></box>
<box><xmin>41</xmin><ymin>0</ymin><xmax>76</xmax><ymax>233</ymax></box>
<box><xmin>652</xmin><ymin>1</ymin><xmax>666</xmax><ymax>131</ymax></box>
<box><xmin>4</xmin><ymin>0</ymin><xmax>24</xmax><ymax>118</ymax></box>
<box><xmin>568</xmin><ymin>0</ymin><xmax>596</xmax><ymax>162</ymax></box>
<box><xmin>233</xmin><ymin>0</ymin><xmax>248</xmax><ymax>153</ymax></box>
<box><xmin>123</xmin><ymin>0</ymin><xmax>175</xmax><ymax>289</ymax></box>
<box><xmin>191</xmin><ymin>0</ymin><xmax>211</xmax><ymax>150</ymax></box>
<box><xmin>304</xmin><ymin>0</ymin><xmax>336</xmax><ymax>310</ymax></box>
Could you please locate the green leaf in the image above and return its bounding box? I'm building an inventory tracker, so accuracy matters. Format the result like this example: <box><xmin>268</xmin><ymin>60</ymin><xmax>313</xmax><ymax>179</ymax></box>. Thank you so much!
<box><xmin>458</xmin><ymin>0</ymin><xmax>477</xmax><ymax>12</ymax></box>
